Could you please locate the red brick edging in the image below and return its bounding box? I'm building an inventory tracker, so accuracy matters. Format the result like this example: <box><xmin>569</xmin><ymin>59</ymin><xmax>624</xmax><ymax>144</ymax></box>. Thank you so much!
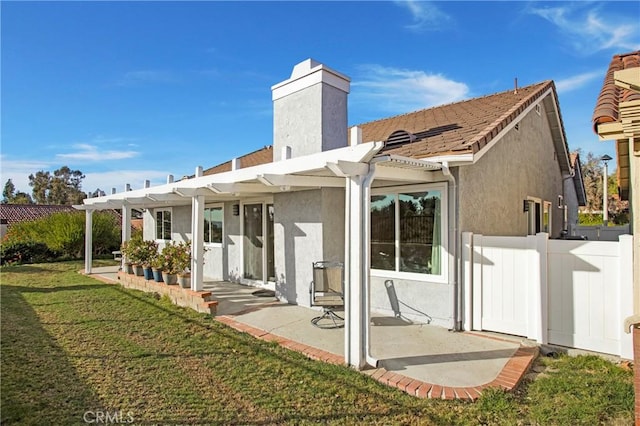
<box><xmin>214</xmin><ymin>314</ymin><xmax>538</xmax><ymax>401</ymax></box>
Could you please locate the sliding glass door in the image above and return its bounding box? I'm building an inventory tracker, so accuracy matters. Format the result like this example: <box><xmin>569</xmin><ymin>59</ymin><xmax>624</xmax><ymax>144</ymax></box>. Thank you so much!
<box><xmin>243</xmin><ymin>202</ymin><xmax>275</xmax><ymax>283</ymax></box>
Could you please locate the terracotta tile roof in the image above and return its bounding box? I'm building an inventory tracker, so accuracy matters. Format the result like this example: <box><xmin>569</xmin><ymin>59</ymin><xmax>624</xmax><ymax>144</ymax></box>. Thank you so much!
<box><xmin>356</xmin><ymin>81</ymin><xmax>555</xmax><ymax>158</ymax></box>
<box><xmin>592</xmin><ymin>50</ymin><xmax>640</xmax><ymax>132</ymax></box>
<box><xmin>569</xmin><ymin>152</ymin><xmax>587</xmax><ymax>206</ymax></box>
<box><xmin>0</xmin><ymin>204</ymin><xmax>76</xmax><ymax>227</ymax></box>
<box><xmin>200</xmin><ymin>80</ymin><xmax>557</xmax><ymax>172</ymax></box>
<box><xmin>202</xmin><ymin>145</ymin><xmax>274</xmax><ymax>176</ymax></box>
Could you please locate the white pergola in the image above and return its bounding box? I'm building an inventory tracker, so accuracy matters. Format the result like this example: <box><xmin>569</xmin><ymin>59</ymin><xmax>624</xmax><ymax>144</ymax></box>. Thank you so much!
<box><xmin>77</xmin><ymin>139</ymin><xmax>444</xmax><ymax>368</ymax></box>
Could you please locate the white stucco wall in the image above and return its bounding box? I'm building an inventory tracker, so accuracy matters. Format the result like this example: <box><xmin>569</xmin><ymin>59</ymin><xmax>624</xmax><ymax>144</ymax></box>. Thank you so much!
<box><xmin>273</xmin><ymin>84</ymin><xmax>348</xmax><ymax>161</ymax></box>
<box><xmin>457</xmin><ymin>101</ymin><xmax>565</xmax><ymax>237</ymax></box>
<box><xmin>273</xmin><ymin>188</ymin><xmax>344</xmax><ymax>305</ymax></box>
<box><xmin>564</xmin><ymin>177</ymin><xmax>579</xmax><ymax>235</ymax></box>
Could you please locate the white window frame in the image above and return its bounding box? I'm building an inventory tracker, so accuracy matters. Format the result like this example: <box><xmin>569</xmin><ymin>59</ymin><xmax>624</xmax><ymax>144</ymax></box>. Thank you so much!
<box><xmin>543</xmin><ymin>201</ymin><xmax>552</xmax><ymax>234</ymax></box>
<box><xmin>370</xmin><ymin>183</ymin><xmax>448</xmax><ymax>283</ymax></box>
<box><xmin>526</xmin><ymin>197</ymin><xmax>552</xmax><ymax>236</ymax></box>
<box><xmin>155</xmin><ymin>208</ymin><xmax>172</xmax><ymax>241</ymax></box>
<box><xmin>204</xmin><ymin>203</ymin><xmax>224</xmax><ymax>248</ymax></box>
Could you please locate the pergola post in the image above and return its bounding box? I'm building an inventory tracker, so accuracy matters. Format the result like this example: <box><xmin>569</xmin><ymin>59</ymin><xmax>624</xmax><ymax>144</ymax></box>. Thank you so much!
<box><xmin>84</xmin><ymin>209</ymin><xmax>93</xmax><ymax>274</ymax></box>
<box><xmin>191</xmin><ymin>194</ymin><xmax>205</xmax><ymax>291</ymax></box>
<box><xmin>345</xmin><ymin>169</ymin><xmax>379</xmax><ymax>369</ymax></box>
<box><xmin>121</xmin><ymin>203</ymin><xmax>131</xmax><ymax>267</ymax></box>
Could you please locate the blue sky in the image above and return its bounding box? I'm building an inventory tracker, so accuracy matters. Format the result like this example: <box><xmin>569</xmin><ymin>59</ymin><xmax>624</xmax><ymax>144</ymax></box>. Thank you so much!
<box><xmin>2</xmin><ymin>1</ymin><xmax>639</xmax><ymax>195</ymax></box>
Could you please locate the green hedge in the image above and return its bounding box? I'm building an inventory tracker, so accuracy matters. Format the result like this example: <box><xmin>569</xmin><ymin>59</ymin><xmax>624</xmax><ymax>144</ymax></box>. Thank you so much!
<box><xmin>1</xmin><ymin>211</ymin><xmax>121</xmax><ymax>264</ymax></box>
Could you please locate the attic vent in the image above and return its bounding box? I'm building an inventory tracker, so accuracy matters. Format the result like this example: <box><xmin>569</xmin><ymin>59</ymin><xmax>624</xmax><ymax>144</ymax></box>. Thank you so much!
<box><xmin>535</xmin><ymin>104</ymin><xmax>541</xmax><ymax>115</ymax></box>
<box><xmin>386</xmin><ymin>130</ymin><xmax>416</xmax><ymax>147</ymax></box>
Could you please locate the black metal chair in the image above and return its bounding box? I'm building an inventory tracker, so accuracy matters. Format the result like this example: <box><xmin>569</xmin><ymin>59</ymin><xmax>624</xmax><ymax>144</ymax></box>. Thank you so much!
<box><xmin>309</xmin><ymin>261</ymin><xmax>344</xmax><ymax>328</ymax></box>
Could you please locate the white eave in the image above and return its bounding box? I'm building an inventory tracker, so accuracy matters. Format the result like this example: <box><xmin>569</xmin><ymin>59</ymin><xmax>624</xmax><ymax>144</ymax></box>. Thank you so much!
<box><xmin>78</xmin><ymin>141</ymin><xmax>386</xmax><ymax>210</ymax></box>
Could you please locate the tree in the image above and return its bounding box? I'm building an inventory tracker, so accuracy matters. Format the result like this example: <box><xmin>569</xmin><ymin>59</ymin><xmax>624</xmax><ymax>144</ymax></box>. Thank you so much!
<box><xmin>579</xmin><ymin>151</ymin><xmax>604</xmax><ymax>212</ymax></box>
<box><xmin>577</xmin><ymin>150</ymin><xmax>629</xmax><ymax>225</ymax></box>
<box><xmin>28</xmin><ymin>170</ymin><xmax>51</xmax><ymax>204</ymax></box>
<box><xmin>2</xmin><ymin>179</ymin><xmax>34</xmax><ymax>204</ymax></box>
<box><xmin>28</xmin><ymin>166</ymin><xmax>87</xmax><ymax>205</ymax></box>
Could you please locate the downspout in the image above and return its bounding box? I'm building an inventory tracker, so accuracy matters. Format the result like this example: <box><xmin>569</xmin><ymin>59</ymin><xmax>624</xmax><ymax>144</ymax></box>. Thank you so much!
<box><xmin>441</xmin><ymin>162</ymin><xmax>461</xmax><ymax>331</ymax></box>
<box><xmin>344</xmin><ymin>161</ymin><xmax>378</xmax><ymax>369</ymax></box>
<box><xmin>362</xmin><ymin>164</ymin><xmax>378</xmax><ymax>367</ymax></box>
<box><xmin>561</xmin><ymin>168</ymin><xmax>575</xmax><ymax>235</ymax></box>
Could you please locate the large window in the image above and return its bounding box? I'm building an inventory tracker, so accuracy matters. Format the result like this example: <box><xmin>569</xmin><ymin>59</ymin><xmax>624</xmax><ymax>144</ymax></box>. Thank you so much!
<box><xmin>371</xmin><ymin>186</ymin><xmax>443</xmax><ymax>277</ymax></box>
<box><xmin>155</xmin><ymin>209</ymin><xmax>172</xmax><ymax>240</ymax></box>
<box><xmin>204</xmin><ymin>205</ymin><xmax>223</xmax><ymax>244</ymax></box>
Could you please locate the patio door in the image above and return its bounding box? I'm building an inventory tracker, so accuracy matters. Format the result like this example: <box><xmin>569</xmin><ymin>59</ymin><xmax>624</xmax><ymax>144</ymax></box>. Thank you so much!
<box><xmin>243</xmin><ymin>203</ymin><xmax>275</xmax><ymax>283</ymax></box>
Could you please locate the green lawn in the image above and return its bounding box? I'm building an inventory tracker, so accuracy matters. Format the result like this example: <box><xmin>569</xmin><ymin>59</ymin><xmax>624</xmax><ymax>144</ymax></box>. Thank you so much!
<box><xmin>1</xmin><ymin>261</ymin><xmax>634</xmax><ymax>425</ymax></box>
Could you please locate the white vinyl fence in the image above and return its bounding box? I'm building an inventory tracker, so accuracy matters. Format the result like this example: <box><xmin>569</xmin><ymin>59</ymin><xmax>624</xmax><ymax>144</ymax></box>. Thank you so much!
<box><xmin>462</xmin><ymin>232</ymin><xmax>633</xmax><ymax>359</ymax></box>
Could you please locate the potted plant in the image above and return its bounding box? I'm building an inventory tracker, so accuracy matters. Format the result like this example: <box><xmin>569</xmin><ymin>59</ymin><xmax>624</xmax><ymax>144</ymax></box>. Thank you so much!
<box><xmin>120</xmin><ymin>239</ymin><xmax>134</xmax><ymax>274</ymax></box>
<box><xmin>173</xmin><ymin>241</ymin><xmax>192</xmax><ymax>289</ymax></box>
<box><xmin>150</xmin><ymin>253</ymin><xmax>164</xmax><ymax>283</ymax></box>
<box><xmin>140</xmin><ymin>240</ymin><xmax>159</xmax><ymax>281</ymax></box>
<box><xmin>122</xmin><ymin>236</ymin><xmax>146</xmax><ymax>275</ymax></box>
<box><xmin>159</xmin><ymin>243</ymin><xmax>179</xmax><ymax>285</ymax></box>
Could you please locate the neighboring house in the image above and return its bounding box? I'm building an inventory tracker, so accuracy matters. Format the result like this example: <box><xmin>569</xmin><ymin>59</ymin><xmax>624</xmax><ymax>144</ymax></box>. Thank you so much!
<box><xmin>79</xmin><ymin>59</ymin><xmax>581</xmax><ymax>368</ymax></box>
<box><xmin>592</xmin><ymin>50</ymin><xmax>640</xmax><ymax>422</ymax></box>
<box><xmin>592</xmin><ymin>50</ymin><xmax>639</xmax><ymax>316</ymax></box>
<box><xmin>566</xmin><ymin>152</ymin><xmax>587</xmax><ymax>235</ymax></box>
<box><xmin>0</xmin><ymin>204</ymin><xmax>76</xmax><ymax>240</ymax></box>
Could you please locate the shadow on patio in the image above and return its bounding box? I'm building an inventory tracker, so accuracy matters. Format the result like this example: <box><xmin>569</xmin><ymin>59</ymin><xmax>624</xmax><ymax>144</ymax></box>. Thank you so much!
<box><xmin>90</xmin><ymin>268</ymin><xmax>538</xmax><ymax>400</ymax></box>
<box><xmin>203</xmin><ymin>280</ymin><xmax>538</xmax><ymax>399</ymax></box>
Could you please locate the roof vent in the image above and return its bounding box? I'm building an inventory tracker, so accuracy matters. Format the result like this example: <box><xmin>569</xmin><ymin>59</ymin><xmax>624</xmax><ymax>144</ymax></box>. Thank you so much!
<box><xmin>386</xmin><ymin>130</ymin><xmax>416</xmax><ymax>147</ymax></box>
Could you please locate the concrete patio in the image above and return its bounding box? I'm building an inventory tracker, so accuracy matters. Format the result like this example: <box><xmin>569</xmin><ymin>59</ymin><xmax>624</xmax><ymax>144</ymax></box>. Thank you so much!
<box><xmin>89</xmin><ymin>266</ymin><xmax>538</xmax><ymax>400</ymax></box>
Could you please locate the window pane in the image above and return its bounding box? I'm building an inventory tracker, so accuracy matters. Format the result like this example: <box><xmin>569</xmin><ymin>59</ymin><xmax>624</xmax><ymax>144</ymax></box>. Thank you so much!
<box><xmin>163</xmin><ymin>211</ymin><xmax>172</xmax><ymax>240</ymax></box>
<box><xmin>243</xmin><ymin>204</ymin><xmax>263</xmax><ymax>280</ymax></box>
<box><xmin>156</xmin><ymin>211</ymin><xmax>163</xmax><ymax>239</ymax></box>
<box><xmin>203</xmin><ymin>208</ymin><xmax>211</xmax><ymax>243</ymax></box>
<box><xmin>370</xmin><ymin>194</ymin><xmax>395</xmax><ymax>270</ymax></box>
<box><xmin>210</xmin><ymin>207</ymin><xmax>223</xmax><ymax>244</ymax></box>
<box><xmin>399</xmin><ymin>191</ymin><xmax>441</xmax><ymax>274</ymax></box>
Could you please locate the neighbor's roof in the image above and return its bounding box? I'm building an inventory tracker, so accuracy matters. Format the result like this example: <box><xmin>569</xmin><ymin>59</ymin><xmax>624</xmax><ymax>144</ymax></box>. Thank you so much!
<box><xmin>202</xmin><ymin>145</ymin><xmax>273</xmax><ymax>176</ymax></box>
<box><xmin>359</xmin><ymin>81</ymin><xmax>557</xmax><ymax>158</ymax></box>
<box><xmin>569</xmin><ymin>152</ymin><xmax>587</xmax><ymax>207</ymax></box>
<box><xmin>592</xmin><ymin>50</ymin><xmax>640</xmax><ymax>132</ymax></box>
<box><xmin>0</xmin><ymin>204</ymin><xmax>76</xmax><ymax>227</ymax></box>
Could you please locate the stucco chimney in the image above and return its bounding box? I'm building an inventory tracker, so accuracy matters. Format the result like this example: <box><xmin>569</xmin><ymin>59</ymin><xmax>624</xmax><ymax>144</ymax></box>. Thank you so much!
<box><xmin>271</xmin><ymin>59</ymin><xmax>350</xmax><ymax>161</ymax></box>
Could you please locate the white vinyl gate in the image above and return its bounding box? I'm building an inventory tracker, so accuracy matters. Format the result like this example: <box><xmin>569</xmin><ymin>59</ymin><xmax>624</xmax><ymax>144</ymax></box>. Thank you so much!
<box><xmin>547</xmin><ymin>240</ymin><xmax>623</xmax><ymax>355</ymax></box>
<box><xmin>471</xmin><ymin>236</ymin><xmax>529</xmax><ymax>337</ymax></box>
<box><xmin>464</xmin><ymin>232</ymin><xmax>633</xmax><ymax>358</ymax></box>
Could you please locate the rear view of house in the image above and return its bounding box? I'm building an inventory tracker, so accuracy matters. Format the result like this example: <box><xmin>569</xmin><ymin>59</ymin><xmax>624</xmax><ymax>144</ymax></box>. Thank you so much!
<box><xmin>79</xmin><ymin>59</ymin><xmax>581</xmax><ymax>367</ymax></box>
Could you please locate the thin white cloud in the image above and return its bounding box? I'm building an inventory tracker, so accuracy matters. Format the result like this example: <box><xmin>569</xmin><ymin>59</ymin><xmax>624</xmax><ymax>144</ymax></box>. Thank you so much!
<box><xmin>0</xmin><ymin>155</ymin><xmax>52</xmax><ymax>193</ymax></box>
<box><xmin>116</xmin><ymin>70</ymin><xmax>178</xmax><ymax>87</ymax></box>
<box><xmin>352</xmin><ymin>64</ymin><xmax>469</xmax><ymax>114</ymax></box>
<box><xmin>555</xmin><ymin>70</ymin><xmax>604</xmax><ymax>93</ymax></box>
<box><xmin>528</xmin><ymin>4</ymin><xmax>640</xmax><ymax>53</ymax></box>
<box><xmin>56</xmin><ymin>144</ymin><xmax>139</xmax><ymax>161</ymax></box>
<box><xmin>83</xmin><ymin>170</ymin><xmax>172</xmax><ymax>194</ymax></box>
<box><xmin>395</xmin><ymin>0</ymin><xmax>452</xmax><ymax>31</ymax></box>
